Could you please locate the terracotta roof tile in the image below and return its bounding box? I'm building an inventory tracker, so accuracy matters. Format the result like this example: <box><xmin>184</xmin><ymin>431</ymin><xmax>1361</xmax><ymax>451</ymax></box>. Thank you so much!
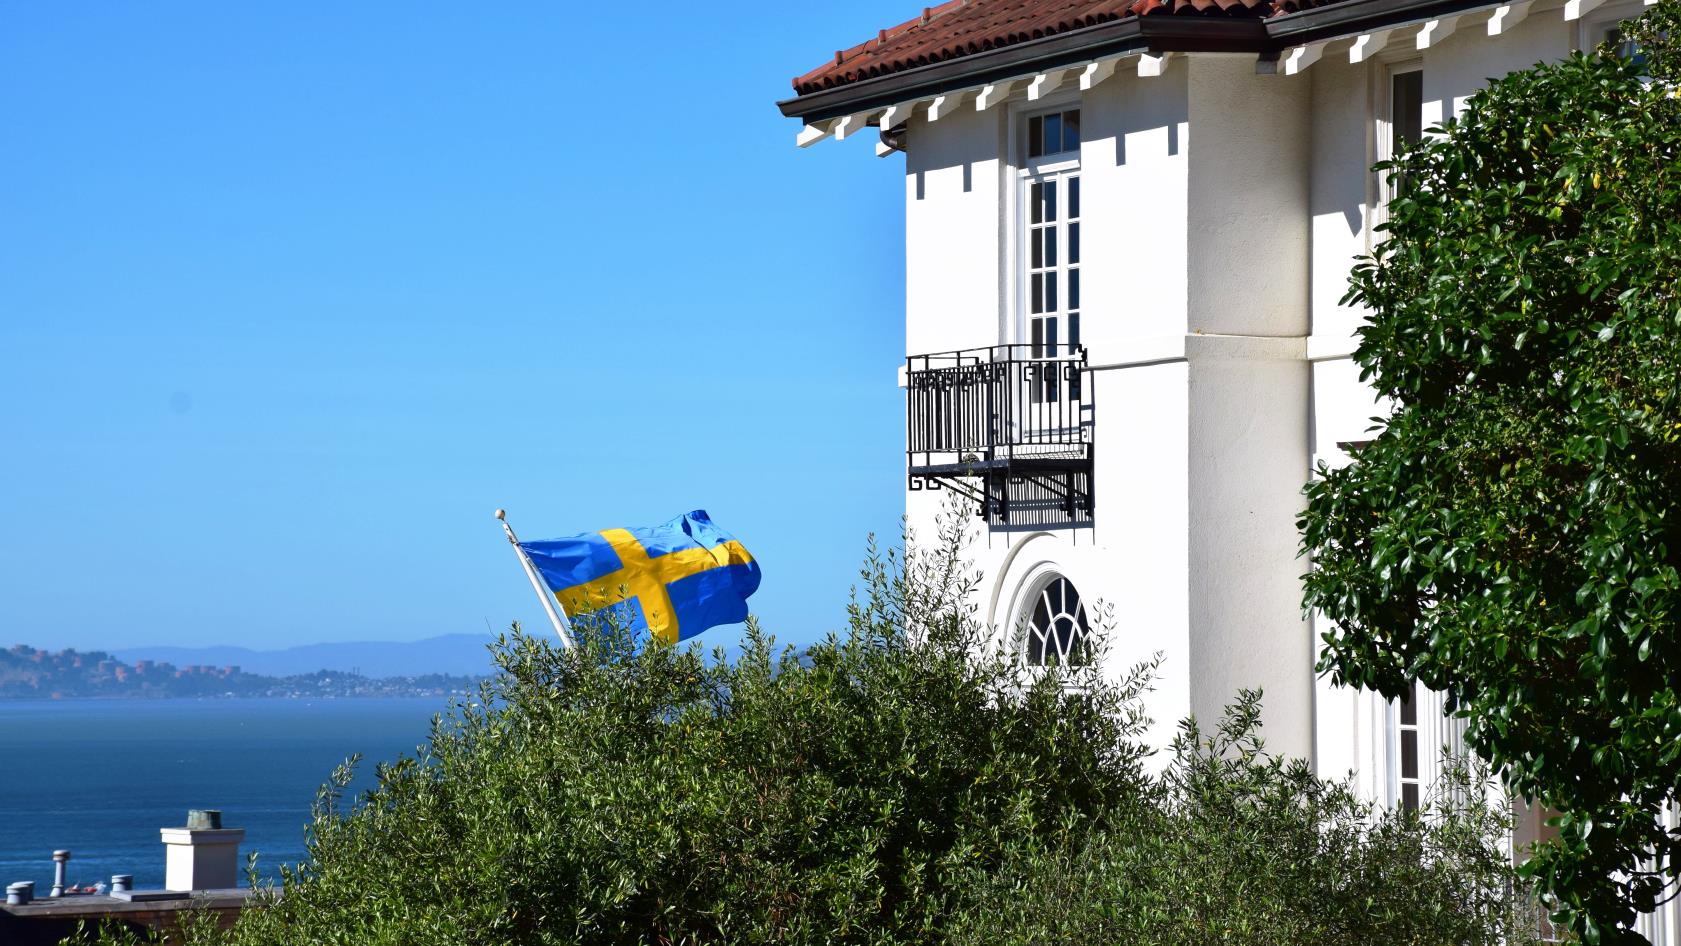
<box><xmin>791</xmin><ymin>0</ymin><xmax>1335</xmax><ymax>94</ymax></box>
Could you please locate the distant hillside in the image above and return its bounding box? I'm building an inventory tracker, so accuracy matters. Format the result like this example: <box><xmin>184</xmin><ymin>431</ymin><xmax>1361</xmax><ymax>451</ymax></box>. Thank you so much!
<box><xmin>0</xmin><ymin>644</ymin><xmax>482</xmax><ymax>700</ymax></box>
<box><xmin>114</xmin><ymin>633</ymin><xmax>499</xmax><ymax>679</ymax></box>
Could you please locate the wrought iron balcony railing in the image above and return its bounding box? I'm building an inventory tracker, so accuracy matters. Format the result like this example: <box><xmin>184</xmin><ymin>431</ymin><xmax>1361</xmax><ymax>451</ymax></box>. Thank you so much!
<box><xmin>906</xmin><ymin>345</ymin><xmax>1092</xmax><ymax>526</ymax></box>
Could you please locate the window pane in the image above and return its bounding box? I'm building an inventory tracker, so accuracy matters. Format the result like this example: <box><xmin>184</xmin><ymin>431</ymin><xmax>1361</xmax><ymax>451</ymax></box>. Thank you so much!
<box><xmin>1400</xmin><ymin>688</ymin><xmax>1417</xmax><ymax>725</ymax></box>
<box><xmin>1069</xmin><ymin>176</ymin><xmax>1080</xmax><ymax>219</ymax></box>
<box><xmin>1025</xmin><ymin>578</ymin><xmax>1091</xmax><ymax>666</ymax></box>
<box><xmin>1400</xmin><ymin>730</ymin><xmax>1419</xmax><ymax>779</ymax></box>
<box><xmin>1069</xmin><ymin>312</ymin><xmax>1080</xmax><ymax>347</ymax></box>
<box><xmin>1069</xmin><ymin>268</ymin><xmax>1080</xmax><ymax>310</ymax></box>
<box><xmin>1031</xmin><ymin>319</ymin><xmax>1044</xmax><ymax>358</ymax></box>
<box><xmin>1031</xmin><ymin>274</ymin><xmax>1043</xmax><ymax>315</ymax></box>
<box><xmin>1030</xmin><ymin>183</ymin><xmax>1043</xmax><ymax>224</ymax></box>
<box><xmin>1044</xmin><ymin>227</ymin><xmax>1057</xmax><ymax>268</ymax></box>
<box><xmin>1028</xmin><ymin>115</ymin><xmax>1044</xmax><ymax>159</ymax></box>
<box><xmin>1392</xmin><ymin>71</ymin><xmax>1423</xmax><ymax>150</ymax></box>
<box><xmin>1046</xmin><ymin>317</ymin><xmax>1058</xmax><ymax>357</ymax></box>
<box><xmin>1046</xmin><ymin>272</ymin><xmax>1058</xmax><ymax>313</ymax></box>
<box><xmin>1044</xmin><ymin>113</ymin><xmax>1062</xmax><ymax>154</ymax></box>
<box><xmin>1031</xmin><ymin>228</ymin><xmax>1042</xmax><ymax>269</ymax></box>
<box><xmin>1063</xmin><ymin>109</ymin><xmax>1081</xmax><ymax>152</ymax></box>
<box><xmin>1402</xmin><ymin>783</ymin><xmax>1420</xmax><ymax>812</ymax></box>
<box><xmin>1069</xmin><ymin>222</ymin><xmax>1080</xmax><ymax>264</ymax></box>
<box><xmin>1044</xmin><ymin>181</ymin><xmax>1057</xmax><ymax>223</ymax></box>
<box><xmin>1606</xmin><ymin>28</ymin><xmax>1648</xmax><ymax>66</ymax></box>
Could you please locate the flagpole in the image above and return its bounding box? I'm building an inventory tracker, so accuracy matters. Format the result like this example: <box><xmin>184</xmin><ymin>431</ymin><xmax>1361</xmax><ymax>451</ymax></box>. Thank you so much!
<box><xmin>495</xmin><ymin>508</ymin><xmax>576</xmax><ymax>650</ymax></box>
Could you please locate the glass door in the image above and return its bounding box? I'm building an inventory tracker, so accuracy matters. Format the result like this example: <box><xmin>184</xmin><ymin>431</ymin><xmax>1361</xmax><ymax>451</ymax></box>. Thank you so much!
<box><xmin>1024</xmin><ymin>170</ymin><xmax>1081</xmax><ymax>403</ymax></box>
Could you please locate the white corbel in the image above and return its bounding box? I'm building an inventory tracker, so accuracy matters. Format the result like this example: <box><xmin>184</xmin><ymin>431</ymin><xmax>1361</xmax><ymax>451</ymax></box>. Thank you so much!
<box><xmin>976</xmin><ymin>79</ymin><xmax>1020</xmax><ymax>110</ymax></box>
<box><xmin>1565</xmin><ymin>0</ymin><xmax>1607</xmax><ymax>19</ymax></box>
<box><xmin>796</xmin><ymin>121</ymin><xmax>835</xmax><ymax>148</ymax></box>
<box><xmin>1138</xmin><ymin>51</ymin><xmax>1177</xmax><ymax>77</ymax></box>
<box><xmin>1080</xmin><ymin>58</ymin><xmax>1120</xmax><ymax>90</ymax></box>
<box><xmin>1349</xmin><ymin>29</ymin><xmax>1393</xmax><ymax>62</ymax></box>
<box><xmin>1283</xmin><ymin>43</ymin><xmax>1324</xmax><ymax>74</ymax></box>
<box><xmin>1487</xmin><ymin>1</ymin><xmax>1532</xmax><ymax>34</ymax></box>
<box><xmin>874</xmin><ymin>139</ymin><xmax>895</xmax><ymax>157</ymax></box>
<box><xmin>927</xmin><ymin>89</ymin><xmax>973</xmax><ymax>121</ymax></box>
<box><xmin>833</xmin><ymin>110</ymin><xmax>878</xmax><ymax>141</ymax></box>
<box><xmin>878</xmin><ymin>100</ymin><xmax>921</xmax><ymax>131</ymax></box>
<box><xmin>1415</xmin><ymin>15</ymin><xmax>1460</xmax><ymax>48</ymax></box>
<box><xmin>1028</xmin><ymin>68</ymin><xmax>1070</xmax><ymax>101</ymax></box>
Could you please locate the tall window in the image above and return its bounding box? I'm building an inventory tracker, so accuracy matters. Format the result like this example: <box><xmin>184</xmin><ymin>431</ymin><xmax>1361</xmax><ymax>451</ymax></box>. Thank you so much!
<box><xmin>1605</xmin><ymin>25</ymin><xmax>1641</xmax><ymax>59</ymax></box>
<box><xmin>1022</xmin><ymin>108</ymin><xmax>1081</xmax><ymax>402</ymax></box>
<box><xmin>1022</xmin><ymin>575</ymin><xmax>1091</xmax><ymax>666</ymax></box>
<box><xmin>1583</xmin><ymin>0</ymin><xmax>1654</xmax><ymax>63</ymax></box>
<box><xmin>1374</xmin><ymin>66</ymin><xmax>1423</xmax><ymax>239</ymax></box>
<box><xmin>1396</xmin><ymin>682</ymin><xmax>1422</xmax><ymax>812</ymax></box>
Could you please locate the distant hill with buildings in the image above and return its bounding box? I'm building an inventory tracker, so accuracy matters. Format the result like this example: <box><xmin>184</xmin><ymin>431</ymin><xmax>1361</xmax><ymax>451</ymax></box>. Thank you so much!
<box><xmin>113</xmin><ymin>633</ymin><xmax>500</xmax><ymax>679</ymax></box>
<box><xmin>0</xmin><ymin>644</ymin><xmax>484</xmax><ymax>700</ymax></box>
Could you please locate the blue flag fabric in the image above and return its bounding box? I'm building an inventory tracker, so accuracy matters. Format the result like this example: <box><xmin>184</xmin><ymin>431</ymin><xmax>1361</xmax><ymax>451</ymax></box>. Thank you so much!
<box><xmin>518</xmin><ymin>510</ymin><xmax>760</xmax><ymax>645</ymax></box>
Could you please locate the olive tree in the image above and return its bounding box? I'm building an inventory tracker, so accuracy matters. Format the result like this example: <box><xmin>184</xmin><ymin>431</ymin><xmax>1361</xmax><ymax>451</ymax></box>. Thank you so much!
<box><xmin>83</xmin><ymin>515</ymin><xmax>1533</xmax><ymax>945</ymax></box>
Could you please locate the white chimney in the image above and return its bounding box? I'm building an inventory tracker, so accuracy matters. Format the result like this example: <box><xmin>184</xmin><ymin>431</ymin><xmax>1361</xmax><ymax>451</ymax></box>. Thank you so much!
<box><xmin>161</xmin><ymin>809</ymin><xmax>244</xmax><ymax>891</ymax></box>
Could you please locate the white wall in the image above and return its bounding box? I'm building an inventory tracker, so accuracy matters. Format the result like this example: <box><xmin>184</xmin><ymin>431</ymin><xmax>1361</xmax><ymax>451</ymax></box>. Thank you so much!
<box><xmin>899</xmin><ymin>3</ymin><xmax>1608</xmax><ymax>778</ymax></box>
<box><xmin>1184</xmin><ymin>336</ymin><xmax>1313</xmax><ymax>759</ymax></box>
<box><xmin>1308</xmin><ymin>354</ymin><xmax>1387</xmax><ymax>788</ymax></box>
<box><xmin>1181</xmin><ymin>57</ymin><xmax>1315</xmax><ymax>760</ymax></box>
<box><xmin>1426</xmin><ymin>9</ymin><xmax>1571</xmax><ymax>124</ymax></box>
<box><xmin>902</xmin><ymin>68</ymin><xmax>1199</xmax><ymax>758</ymax></box>
<box><xmin>1307</xmin><ymin>53</ymin><xmax>1371</xmax><ymax>350</ymax></box>
<box><xmin>904</xmin><ymin>103</ymin><xmax>1006</xmax><ymax>357</ymax></box>
<box><xmin>1079</xmin><ymin>66</ymin><xmax>1190</xmax><ymax>345</ymax></box>
<box><xmin>1187</xmin><ymin>55</ymin><xmax>1312</xmax><ymax>338</ymax></box>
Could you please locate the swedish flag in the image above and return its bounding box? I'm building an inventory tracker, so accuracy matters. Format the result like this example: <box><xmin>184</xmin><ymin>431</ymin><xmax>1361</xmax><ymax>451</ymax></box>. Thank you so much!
<box><xmin>518</xmin><ymin>510</ymin><xmax>760</xmax><ymax>645</ymax></box>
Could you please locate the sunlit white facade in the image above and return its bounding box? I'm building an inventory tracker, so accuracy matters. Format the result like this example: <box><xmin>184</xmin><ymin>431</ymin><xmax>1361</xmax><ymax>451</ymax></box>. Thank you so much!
<box><xmin>783</xmin><ymin>0</ymin><xmax>1673</xmax><ymax>939</ymax></box>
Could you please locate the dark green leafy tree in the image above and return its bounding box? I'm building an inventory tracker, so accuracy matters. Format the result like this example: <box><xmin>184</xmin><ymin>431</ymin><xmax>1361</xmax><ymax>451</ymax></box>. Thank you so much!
<box><xmin>83</xmin><ymin>514</ymin><xmax>1533</xmax><ymax>945</ymax></box>
<box><xmin>1300</xmin><ymin>5</ymin><xmax>1681</xmax><ymax>942</ymax></box>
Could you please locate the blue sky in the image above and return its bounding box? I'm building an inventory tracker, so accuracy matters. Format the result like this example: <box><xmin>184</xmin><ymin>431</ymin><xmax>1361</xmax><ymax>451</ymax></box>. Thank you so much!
<box><xmin>0</xmin><ymin>3</ymin><xmax>918</xmax><ymax>652</ymax></box>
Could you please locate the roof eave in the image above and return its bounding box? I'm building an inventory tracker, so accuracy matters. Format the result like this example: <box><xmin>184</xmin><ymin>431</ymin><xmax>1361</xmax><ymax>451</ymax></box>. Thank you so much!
<box><xmin>778</xmin><ymin>0</ymin><xmax>1515</xmax><ymax>123</ymax></box>
<box><xmin>1266</xmin><ymin>0</ymin><xmax>1522</xmax><ymax>43</ymax></box>
<box><xmin>777</xmin><ymin>18</ymin><xmax>1158</xmax><ymax>123</ymax></box>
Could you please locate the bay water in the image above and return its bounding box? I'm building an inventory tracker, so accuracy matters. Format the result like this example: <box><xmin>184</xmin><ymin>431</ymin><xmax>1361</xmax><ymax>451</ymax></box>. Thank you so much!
<box><xmin>0</xmin><ymin>697</ymin><xmax>450</xmax><ymax>892</ymax></box>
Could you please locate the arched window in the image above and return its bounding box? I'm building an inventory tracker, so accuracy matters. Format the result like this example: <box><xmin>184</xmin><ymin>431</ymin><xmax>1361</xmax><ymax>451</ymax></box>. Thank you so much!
<box><xmin>1022</xmin><ymin>575</ymin><xmax>1091</xmax><ymax>666</ymax></box>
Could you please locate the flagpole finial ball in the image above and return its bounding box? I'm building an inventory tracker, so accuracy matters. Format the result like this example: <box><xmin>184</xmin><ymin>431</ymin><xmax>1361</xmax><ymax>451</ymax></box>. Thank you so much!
<box><xmin>494</xmin><ymin>508</ymin><xmax>506</xmax><ymax>521</ymax></box>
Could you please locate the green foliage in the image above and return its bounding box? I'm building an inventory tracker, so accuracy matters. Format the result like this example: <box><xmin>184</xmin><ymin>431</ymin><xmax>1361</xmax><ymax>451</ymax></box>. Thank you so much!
<box><xmin>947</xmin><ymin>697</ymin><xmax>1535</xmax><ymax>946</ymax></box>
<box><xmin>1300</xmin><ymin>5</ymin><xmax>1681</xmax><ymax>942</ymax></box>
<box><xmin>93</xmin><ymin>516</ymin><xmax>1530</xmax><ymax>945</ymax></box>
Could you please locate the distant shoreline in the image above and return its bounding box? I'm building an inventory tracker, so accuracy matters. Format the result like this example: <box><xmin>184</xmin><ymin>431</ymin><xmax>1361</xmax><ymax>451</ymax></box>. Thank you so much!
<box><xmin>4</xmin><ymin>642</ymin><xmax>487</xmax><ymax>701</ymax></box>
<box><xmin>0</xmin><ymin>690</ymin><xmax>481</xmax><ymax>702</ymax></box>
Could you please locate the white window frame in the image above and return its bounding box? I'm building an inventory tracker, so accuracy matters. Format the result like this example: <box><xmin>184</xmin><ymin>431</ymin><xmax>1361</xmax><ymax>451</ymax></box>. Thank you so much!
<box><xmin>1576</xmin><ymin>0</ymin><xmax>1651</xmax><ymax>53</ymax></box>
<box><xmin>1389</xmin><ymin>682</ymin><xmax>1424</xmax><ymax>812</ymax></box>
<box><xmin>1006</xmin><ymin>94</ymin><xmax>1082</xmax><ymax>352</ymax></box>
<box><xmin>1012</xmin><ymin>569</ymin><xmax>1094</xmax><ymax>667</ymax></box>
<box><xmin>1383</xmin><ymin>684</ymin><xmax>1473</xmax><ymax>812</ymax></box>
<box><xmin>1369</xmin><ymin>59</ymin><xmax>1423</xmax><ymax>250</ymax></box>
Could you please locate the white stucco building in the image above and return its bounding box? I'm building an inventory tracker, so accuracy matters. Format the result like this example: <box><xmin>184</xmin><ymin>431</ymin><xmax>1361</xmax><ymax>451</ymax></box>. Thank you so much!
<box><xmin>779</xmin><ymin>0</ymin><xmax>1672</xmax><ymax>940</ymax></box>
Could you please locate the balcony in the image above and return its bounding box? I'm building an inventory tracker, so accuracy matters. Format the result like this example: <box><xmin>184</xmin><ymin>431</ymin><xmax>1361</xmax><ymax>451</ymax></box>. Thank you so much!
<box><xmin>906</xmin><ymin>344</ymin><xmax>1093</xmax><ymax>527</ymax></box>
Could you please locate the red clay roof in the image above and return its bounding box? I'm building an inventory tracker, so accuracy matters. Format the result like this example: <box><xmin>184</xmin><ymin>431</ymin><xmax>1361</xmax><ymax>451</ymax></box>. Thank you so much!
<box><xmin>791</xmin><ymin>0</ymin><xmax>1332</xmax><ymax>95</ymax></box>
